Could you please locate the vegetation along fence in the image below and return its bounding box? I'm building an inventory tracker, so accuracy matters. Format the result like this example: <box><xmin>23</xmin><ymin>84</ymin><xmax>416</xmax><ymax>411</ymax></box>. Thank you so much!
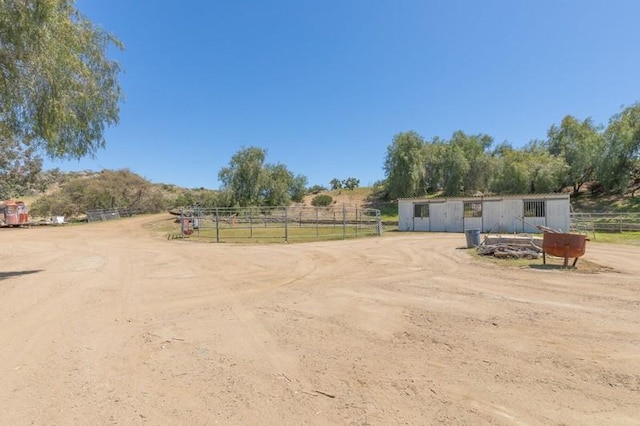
<box><xmin>171</xmin><ymin>205</ymin><xmax>383</xmax><ymax>243</ymax></box>
<box><xmin>570</xmin><ymin>212</ymin><xmax>640</xmax><ymax>236</ymax></box>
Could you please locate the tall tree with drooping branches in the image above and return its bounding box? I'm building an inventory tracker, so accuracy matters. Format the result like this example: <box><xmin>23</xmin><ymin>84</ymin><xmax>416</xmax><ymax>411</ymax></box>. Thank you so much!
<box><xmin>0</xmin><ymin>0</ymin><xmax>124</xmax><ymax>159</ymax></box>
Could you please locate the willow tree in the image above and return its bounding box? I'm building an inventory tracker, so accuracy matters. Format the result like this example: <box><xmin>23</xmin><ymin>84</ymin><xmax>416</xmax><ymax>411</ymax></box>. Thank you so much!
<box><xmin>384</xmin><ymin>131</ymin><xmax>427</xmax><ymax>199</ymax></box>
<box><xmin>597</xmin><ymin>103</ymin><xmax>640</xmax><ymax>193</ymax></box>
<box><xmin>218</xmin><ymin>146</ymin><xmax>308</xmax><ymax>207</ymax></box>
<box><xmin>0</xmin><ymin>137</ymin><xmax>42</xmax><ymax>199</ymax></box>
<box><xmin>0</xmin><ymin>0</ymin><xmax>123</xmax><ymax>159</ymax></box>
<box><xmin>546</xmin><ymin>116</ymin><xmax>603</xmax><ymax>193</ymax></box>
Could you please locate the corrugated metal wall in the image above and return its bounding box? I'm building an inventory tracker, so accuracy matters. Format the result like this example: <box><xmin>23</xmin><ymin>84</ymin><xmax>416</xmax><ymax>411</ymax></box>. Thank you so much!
<box><xmin>398</xmin><ymin>195</ymin><xmax>570</xmax><ymax>233</ymax></box>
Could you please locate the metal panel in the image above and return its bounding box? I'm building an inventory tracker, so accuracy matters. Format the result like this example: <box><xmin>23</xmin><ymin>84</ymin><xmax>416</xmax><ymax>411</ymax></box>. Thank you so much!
<box><xmin>523</xmin><ymin>216</ymin><xmax>545</xmax><ymax>233</ymax></box>
<box><xmin>546</xmin><ymin>199</ymin><xmax>570</xmax><ymax>232</ymax></box>
<box><xmin>482</xmin><ymin>200</ymin><xmax>502</xmax><ymax>233</ymax></box>
<box><xmin>414</xmin><ymin>217</ymin><xmax>430</xmax><ymax>231</ymax></box>
<box><xmin>446</xmin><ymin>201</ymin><xmax>464</xmax><ymax>232</ymax></box>
<box><xmin>502</xmin><ymin>199</ymin><xmax>524</xmax><ymax>233</ymax></box>
<box><xmin>398</xmin><ymin>201</ymin><xmax>413</xmax><ymax>231</ymax></box>
<box><xmin>429</xmin><ymin>202</ymin><xmax>447</xmax><ymax>232</ymax></box>
<box><xmin>464</xmin><ymin>217</ymin><xmax>482</xmax><ymax>231</ymax></box>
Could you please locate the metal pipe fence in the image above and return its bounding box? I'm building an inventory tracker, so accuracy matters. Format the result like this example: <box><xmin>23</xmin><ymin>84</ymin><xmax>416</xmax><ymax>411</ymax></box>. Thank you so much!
<box><xmin>172</xmin><ymin>205</ymin><xmax>383</xmax><ymax>243</ymax></box>
<box><xmin>87</xmin><ymin>208</ymin><xmax>120</xmax><ymax>222</ymax></box>
<box><xmin>570</xmin><ymin>212</ymin><xmax>640</xmax><ymax>234</ymax></box>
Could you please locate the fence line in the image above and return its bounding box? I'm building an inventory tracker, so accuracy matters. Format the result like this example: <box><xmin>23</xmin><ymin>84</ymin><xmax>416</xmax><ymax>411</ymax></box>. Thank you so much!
<box><xmin>570</xmin><ymin>212</ymin><xmax>640</xmax><ymax>234</ymax></box>
<box><xmin>86</xmin><ymin>208</ymin><xmax>128</xmax><ymax>222</ymax></box>
<box><xmin>172</xmin><ymin>205</ymin><xmax>383</xmax><ymax>243</ymax></box>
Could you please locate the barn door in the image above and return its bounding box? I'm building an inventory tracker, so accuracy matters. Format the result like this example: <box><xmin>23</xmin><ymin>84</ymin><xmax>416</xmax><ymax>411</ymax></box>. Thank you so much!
<box><xmin>429</xmin><ymin>202</ymin><xmax>446</xmax><ymax>232</ymax></box>
<box><xmin>502</xmin><ymin>199</ymin><xmax>524</xmax><ymax>233</ymax></box>
<box><xmin>446</xmin><ymin>201</ymin><xmax>464</xmax><ymax>232</ymax></box>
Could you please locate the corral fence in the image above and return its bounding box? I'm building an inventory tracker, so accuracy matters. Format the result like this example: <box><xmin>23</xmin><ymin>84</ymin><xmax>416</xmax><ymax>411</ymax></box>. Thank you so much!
<box><xmin>170</xmin><ymin>205</ymin><xmax>383</xmax><ymax>243</ymax></box>
<box><xmin>570</xmin><ymin>212</ymin><xmax>640</xmax><ymax>237</ymax></box>
<box><xmin>86</xmin><ymin>208</ymin><xmax>132</xmax><ymax>222</ymax></box>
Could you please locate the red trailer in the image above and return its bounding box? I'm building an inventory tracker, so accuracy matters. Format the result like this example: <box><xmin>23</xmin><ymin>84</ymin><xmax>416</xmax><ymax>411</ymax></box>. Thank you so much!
<box><xmin>1</xmin><ymin>200</ymin><xmax>29</xmax><ymax>227</ymax></box>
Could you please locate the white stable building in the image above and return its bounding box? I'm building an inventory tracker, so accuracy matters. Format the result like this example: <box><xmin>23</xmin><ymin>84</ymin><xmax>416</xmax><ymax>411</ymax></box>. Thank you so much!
<box><xmin>398</xmin><ymin>193</ymin><xmax>570</xmax><ymax>234</ymax></box>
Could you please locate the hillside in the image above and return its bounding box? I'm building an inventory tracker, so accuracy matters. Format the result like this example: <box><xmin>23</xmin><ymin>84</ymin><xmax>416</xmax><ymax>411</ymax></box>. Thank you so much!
<box><xmin>13</xmin><ymin>168</ymin><xmax>640</xmax><ymax>223</ymax></box>
<box><xmin>302</xmin><ymin>187</ymin><xmax>397</xmax><ymax>220</ymax></box>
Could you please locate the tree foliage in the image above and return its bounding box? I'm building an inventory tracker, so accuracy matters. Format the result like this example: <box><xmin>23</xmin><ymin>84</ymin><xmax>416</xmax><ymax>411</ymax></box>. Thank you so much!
<box><xmin>218</xmin><ymin>146</ymin><xmax>308</xmax><ymax>207</ymax></box>
<box><xmin>546</xmin><ymin>116</ymin><xmax>603</xmax><ymax>192</ymax></box>
<box><xmin>597</xmin><ymin>103</ymin><xmax>640</xmax><ymax>193</ymax></box>
<box><xmin>491</xmin><ymin>142</ymin><xmax>566</xmax><ymax>194</ymax></box>
<box><xmin>218</xmin><ymin>147</ymin><xmax>266</xmax><ymax>206</ymax></box>
<box><xmin>329</xmin><ymin>178</ymin><xmax>342</xmax><ymax>190</ymax></box>
<box><xmin>342</xmin><ymin>177</ymin><xmax>360</xmax><ymax>190</ymax></box>
<box><xmin>384</xmin><ymin>131</ymin><xmax>426</xmax><ymax>199</ymax></box>
<box><xmin>168</xmin><ymin>187</ymin><xmax>229</xmax><ymax>209</ymax></box>
<box><xmin>311</xmin><ymin>194</ymin><xmax>332</xmax><ymax>207</ymax></box>
<box><xmin>30</xmin><ymin>169</ymin><xmax>165</xmax><ymax>217</ymax></box>
<box><xmin>0</xmin><ymin>137</ymin><xmax>42</xmax><ymax>199</ymax></box>
<box><xmin>450</xmin><ymin>131</ymin><xmax>494</xmax><ymax>195</ymax></box>
<box><xmin>308</xmin><ymin>184</ymin><xmax>327</xmax><ymax>194</ymax></box>
<box><xmin>381</xmin><ymin>103</ymin><xmax>640</xmax><ymax>201</ymax></box>
<box><xmin>290</xmin><ymin>174</ymin><xmax>308</xmax><ymax>203</ymax></box>
<box><xmin>0</xmin><ymin>0</ymin><xmax>124</xmax><ymax>159</ymax></box>
<box><xmin>422</xmin><ymin>139</ymin><xmax>447</xmax><ymax>193</ymax></box>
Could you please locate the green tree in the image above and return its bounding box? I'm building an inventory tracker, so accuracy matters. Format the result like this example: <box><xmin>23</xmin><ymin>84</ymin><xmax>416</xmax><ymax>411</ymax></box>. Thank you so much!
<box><xmin>491</xmin><ymin>144</ymin><xmax>530</xmax><ymax>194</ymax></box>
<box><xmin>218</xmin><ymin>147</ymin><xmax>308</xmax><ymax>206</ymax></box>
<box><xmin>491</xmin><ymin>142</ymin><xmax>567</xmax><ymax>194</ymax></box>
<box><xmin>262</xmin><ymin>163</ymin><xmax>294</xmax><ymax>206</ymax></box>
<box><xmin>422</xmin><ymin>138</ymin><xmax>447</xmax><ymax>193</ymax></box>
<box><xmin>289</xmin><ymin>174</ymin><xmax>308</xmax><ymax>202</ymax></box>
<box><xmin>384</xmin><ymin>131</ymin><xmax>426</xmax><ymax>199</ymax></box>
<box><xmin>546</xmin><ymin>116</ymin><xmax>604</xmax><ymax>192</ymax></box>
<box><xmin>0</xmin><ymin>0</ymin><xmax>124</xmax><ymax>159</ymax></box>
<box><xmin>342</xmin><ymin>177</ymin><xmax>360</xmax><ymax>190</ymax></box>
<box><xmin>629</xmin><ymin>160</ymin><xmax>640</xmax><ymax>197</ymax></box>
<box><xmin>218</xmin><ymin>147</ymin><xmax>267</xmax><ymax>206</ymax></box>
<box><xmin>441</xmin><ymin>144</ymin><xmax>469</xmax><ymax>196</ymax></box>
<box><xmin>0</xmin><ymin>137</ymin><xmax>42</xmax><ymax>199</ymax></box>
<box><xmin>329</xmin><ymin>178</ymin><xmax>343</xmax><ymax>190</ymax></box>
<box><xmin>524</xmin><ymin>141</ymin><xmax>568</xmax><ymax>193</ymax></box>
<box><xmin>449</xmin><ymin>131</ymin><xmax>495</xmax><ymax>195</ymax></box>
<box><xmin>597</xmin><ymin>103</ymin><xmax>640</xmax><ymax>193</ymax></box>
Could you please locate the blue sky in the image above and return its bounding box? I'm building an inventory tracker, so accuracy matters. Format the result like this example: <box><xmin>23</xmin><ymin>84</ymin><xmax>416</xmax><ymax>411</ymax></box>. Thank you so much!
<box><xmin>45</xmin><ymin>0</ymin><xmax>640</xmax><ymax>189</ymax></box>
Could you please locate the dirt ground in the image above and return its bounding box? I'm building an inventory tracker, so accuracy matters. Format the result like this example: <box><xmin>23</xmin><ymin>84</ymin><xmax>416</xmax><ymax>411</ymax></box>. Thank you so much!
<box><xmin>1</xmin><ymin>214</ymin><xmax>639</xmax><ymax>425</ymax></box>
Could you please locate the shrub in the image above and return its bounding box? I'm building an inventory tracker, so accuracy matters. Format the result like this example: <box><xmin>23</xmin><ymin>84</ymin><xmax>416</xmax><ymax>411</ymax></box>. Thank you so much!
<box><xmin>308</xmin><ymin>184</ymin><xmax>327</xmax><ymax>194</ymax></box>
<box><xmin>311</xmin><ymin>194</ymin><xmax>333</xmax><ymax>207</ymax></box>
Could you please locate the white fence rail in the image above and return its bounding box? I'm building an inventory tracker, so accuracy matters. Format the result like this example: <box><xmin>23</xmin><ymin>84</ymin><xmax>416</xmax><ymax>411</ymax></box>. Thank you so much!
<box><xmin>570</xmin><ymin>212</ymin><xmax>640</xmax><ymax>234</ymax></box>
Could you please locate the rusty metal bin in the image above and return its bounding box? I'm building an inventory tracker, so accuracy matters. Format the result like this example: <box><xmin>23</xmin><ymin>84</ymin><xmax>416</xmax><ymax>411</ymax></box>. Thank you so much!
<box><xmin>542</xmin><ymin>232</ymin><xmax>588</xmax><ymax>267</ymax></box>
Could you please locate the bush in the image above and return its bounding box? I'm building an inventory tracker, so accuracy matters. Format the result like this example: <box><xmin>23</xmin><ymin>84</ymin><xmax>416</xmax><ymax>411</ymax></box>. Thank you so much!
<box><xmin>311</xmin><ymin>194</ymin><xmax>333</xmax><ymax>207</ymax></box>
<box><xmin>308</xmin><ymin>184</ymin><xmax>327</xmax><ymax>194</ymax></box>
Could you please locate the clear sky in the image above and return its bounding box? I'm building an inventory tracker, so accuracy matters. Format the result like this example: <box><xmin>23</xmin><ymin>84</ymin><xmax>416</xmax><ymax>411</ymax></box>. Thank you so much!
<box><xmin>44</xmin><ymin>0</ymin><xmax>640</xmax><ymax>190</ymax></box>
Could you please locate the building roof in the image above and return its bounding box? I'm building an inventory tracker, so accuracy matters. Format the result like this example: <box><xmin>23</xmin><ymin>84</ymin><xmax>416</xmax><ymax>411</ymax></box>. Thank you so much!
<box><xmin>398</xmin><ymin>193</ymin><xmax>570</xmax><ymax>202</ymax></box>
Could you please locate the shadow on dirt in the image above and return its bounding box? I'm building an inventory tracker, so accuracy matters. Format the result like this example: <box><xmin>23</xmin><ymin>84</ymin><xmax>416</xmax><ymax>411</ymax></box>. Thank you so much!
<box><xmin>0</xmin><ymin>270</ymin><xmax>43</xmax><ymax>281</ymax></box>
<box><xmin>528</xmin><ymin>264</ymin><xmax>577</xmax><ymax>271</ymax></box>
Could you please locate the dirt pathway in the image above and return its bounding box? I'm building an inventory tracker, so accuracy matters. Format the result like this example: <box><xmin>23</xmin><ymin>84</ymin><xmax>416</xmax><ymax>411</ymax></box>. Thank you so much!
<box><xmin>1</xmin><ymin>215</ymin><xmax>639</xmax><ymax>425</ymax></box>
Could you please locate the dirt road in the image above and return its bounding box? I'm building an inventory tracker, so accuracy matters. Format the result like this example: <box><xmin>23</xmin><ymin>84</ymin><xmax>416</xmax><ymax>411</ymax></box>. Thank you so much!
<box><xmin>1</xmin><ymin>215</ymin><xmax>639</xmax><ymax>425</ymax></box>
